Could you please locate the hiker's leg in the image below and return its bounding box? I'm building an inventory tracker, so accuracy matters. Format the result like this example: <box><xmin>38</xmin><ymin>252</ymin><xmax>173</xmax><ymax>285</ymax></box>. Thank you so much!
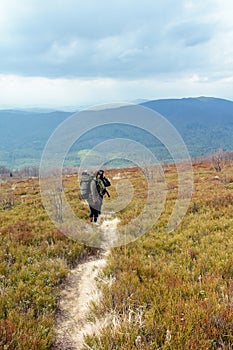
<box><xmin>93</xmin><ymin>208</ymin><xmax>100</xmax><ymax>222</ymax></box>
<box><xmin>89</xmin><ymin>205</ymin><xmax>94</xmax><ymax>221</ymax></box>
<box><xmin>93</xmin><ymin>201</ymin><xmax>102</xmax><ymax>222</ymax></box>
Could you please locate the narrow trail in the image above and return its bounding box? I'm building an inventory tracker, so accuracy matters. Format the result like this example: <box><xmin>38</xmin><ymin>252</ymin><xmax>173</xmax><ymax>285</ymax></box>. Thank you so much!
<box><xmin>99</xmin><ymin>212</ymin><xmax>120</xmax><ymax>250</ymax></box>
<box><xmin>52</xmin><ymin>214</ymin><xmax>119</xmax><ymax>350</ymax></box>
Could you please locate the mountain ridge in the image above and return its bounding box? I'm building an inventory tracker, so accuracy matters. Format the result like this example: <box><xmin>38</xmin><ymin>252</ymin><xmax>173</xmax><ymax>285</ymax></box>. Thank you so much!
<box><xmin>1</xmin><ymin>96</ymin><xmax>233</xmax><ymax>169</ymax></box>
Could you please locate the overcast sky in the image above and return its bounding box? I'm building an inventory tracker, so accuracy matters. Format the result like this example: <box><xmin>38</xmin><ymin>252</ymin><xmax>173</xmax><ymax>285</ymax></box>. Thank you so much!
<box><xmin>0</xmin><ymin>0</ymin><xmax>233</xmax><ymax>109</ymax></box>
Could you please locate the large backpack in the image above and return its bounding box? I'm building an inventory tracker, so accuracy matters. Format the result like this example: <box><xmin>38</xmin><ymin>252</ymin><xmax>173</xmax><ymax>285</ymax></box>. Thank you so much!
<box><xmin>79</xmin><ymin>171</ymin><xmax>94</xmax><ymax>199</ymax></box>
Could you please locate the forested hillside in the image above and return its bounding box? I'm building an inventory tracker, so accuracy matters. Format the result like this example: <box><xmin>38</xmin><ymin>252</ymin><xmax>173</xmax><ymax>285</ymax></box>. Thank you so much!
<box><xmin>1</xmin><ymin>97</ymin><xmax>233</xmax><ymax>169</ymax></box>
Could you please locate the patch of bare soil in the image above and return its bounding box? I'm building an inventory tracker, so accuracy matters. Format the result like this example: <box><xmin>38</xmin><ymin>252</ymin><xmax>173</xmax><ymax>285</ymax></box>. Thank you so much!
<box><xmin>52</xmin><ymin>215</ymin><xmax>119</xmax><ymax>350</ymax></box>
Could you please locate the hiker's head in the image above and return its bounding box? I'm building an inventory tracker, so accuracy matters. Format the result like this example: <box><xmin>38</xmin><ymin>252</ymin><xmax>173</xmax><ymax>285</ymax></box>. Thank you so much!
<box><xmin>96</xmin><ymin>169</ymin><xmax>104</xmax><ymax>178</ymax></box>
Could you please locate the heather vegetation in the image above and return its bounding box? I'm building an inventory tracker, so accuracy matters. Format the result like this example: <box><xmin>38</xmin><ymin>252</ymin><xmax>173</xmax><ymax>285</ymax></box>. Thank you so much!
<box><xmin>0</xmin><ymin>175</ymin><xmax>97</xmax><ymax>349</ymax></box>
<box><xmin>1</xmin><ymin>160</ymin><xmax>233</xmax><ymax>349</ymax></box>
<box><xmin>85</xmin><ymin>161</ymin><xmax>233</xmax><ymax>349</ymax></box>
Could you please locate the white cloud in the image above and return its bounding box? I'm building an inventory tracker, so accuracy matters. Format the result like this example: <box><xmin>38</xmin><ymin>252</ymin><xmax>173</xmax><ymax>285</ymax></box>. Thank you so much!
<box><xmin>44</xmin><ymin>39</ymin><xmax>84</xmax><ymax>64</ymax></box>
<box><xmin>0</xmin><ymin>73</ymin><xmax>232</xmax><ymax>110</ymax></box>
<box><xmin>0</xmin><ymin>0</ymin><xmax>232</xmax><ymax>106</ymax></box>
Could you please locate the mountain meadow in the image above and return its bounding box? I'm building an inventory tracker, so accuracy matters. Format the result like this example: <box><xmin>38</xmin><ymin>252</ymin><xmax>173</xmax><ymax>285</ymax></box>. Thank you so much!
<box><xmin>1</xmin><ymin>158</ymin><xmax>233</xmax><ymax>349</ymax></box>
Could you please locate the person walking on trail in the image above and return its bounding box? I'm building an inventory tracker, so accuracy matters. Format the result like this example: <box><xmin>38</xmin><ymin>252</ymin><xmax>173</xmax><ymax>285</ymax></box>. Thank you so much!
<box><xmin>88</xmin><ymin>169</ymin><xmax>111</xmax><ymax>225</ymax></box>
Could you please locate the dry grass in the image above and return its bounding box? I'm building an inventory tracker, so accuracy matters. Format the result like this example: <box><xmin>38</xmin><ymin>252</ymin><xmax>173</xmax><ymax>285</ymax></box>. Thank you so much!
<box><xmin>1</xmin><ymin>161</ymin><xmax>233</xmax><ymax>349</ymax></box>
<box><xmin>84</xmin><ymin>162</ymin><xmax>233</xmax><ymax>350</ymax></box>
<box><xmin>0</xmin><ymin>176</ymin><xmax>97</xmax><ymax>349</ymax></box>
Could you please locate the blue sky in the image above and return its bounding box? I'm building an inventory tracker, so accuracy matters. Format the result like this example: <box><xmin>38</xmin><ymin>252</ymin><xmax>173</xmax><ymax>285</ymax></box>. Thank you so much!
<box><xmin>0</xmin><ymin>0</ymin><xmax>233</xmax><ymax>109</ymax></box>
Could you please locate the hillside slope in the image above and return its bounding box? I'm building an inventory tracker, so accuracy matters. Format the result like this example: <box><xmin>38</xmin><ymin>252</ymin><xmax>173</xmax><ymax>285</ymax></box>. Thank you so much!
<box><xmin>1</xmin><ymin>96</ymin><xmax>233</xmax><ymax>168</ymax></box>
<box><xmin>1</xmin><ymin>162</ymin><xmax>233</xmax><ymax>349</ymax></box>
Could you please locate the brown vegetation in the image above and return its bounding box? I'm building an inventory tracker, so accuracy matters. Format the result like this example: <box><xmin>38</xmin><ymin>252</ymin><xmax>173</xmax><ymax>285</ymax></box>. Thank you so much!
<box><xmin>1</xmin><ymin>160</ymin><xmax>233</xmax><ymax>349</ymax></box>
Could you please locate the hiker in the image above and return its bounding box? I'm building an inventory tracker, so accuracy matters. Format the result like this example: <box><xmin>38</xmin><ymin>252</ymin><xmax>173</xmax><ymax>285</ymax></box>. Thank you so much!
<box><xmin>88</xmin><ymin>170</ymin><xmax>111</xmax><ymax>225</ymax></box>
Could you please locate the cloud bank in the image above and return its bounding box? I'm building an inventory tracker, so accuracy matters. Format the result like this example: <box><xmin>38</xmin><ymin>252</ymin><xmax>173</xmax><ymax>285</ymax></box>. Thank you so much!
<box><xmin>0</xmin><ymin>0</ymin><xmax>232</xmax><ymax>107</ymax></box>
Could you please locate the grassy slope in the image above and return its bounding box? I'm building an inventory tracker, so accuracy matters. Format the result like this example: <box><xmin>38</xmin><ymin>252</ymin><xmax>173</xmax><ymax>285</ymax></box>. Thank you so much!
<box><xmin>85</xmin><ymin>162</ymin><xmax>233</xmax><ymax>350</ymax></box>
<box><xmin>1</xmin><ymin>162</ymin><xmax>233</xmax><ymax>349</ymax></box>
<box><xmin>0</xmin><ymin>175</ymin><xmax>98</xmax><ymax>349</ymax></box>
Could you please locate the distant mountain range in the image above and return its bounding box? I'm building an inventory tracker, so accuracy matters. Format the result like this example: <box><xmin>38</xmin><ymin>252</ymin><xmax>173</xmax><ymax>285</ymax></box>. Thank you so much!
<box><xmin>0</xmin><ymin>96</ymin><xmax>233</xmax><ymax>169</ymax></box>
